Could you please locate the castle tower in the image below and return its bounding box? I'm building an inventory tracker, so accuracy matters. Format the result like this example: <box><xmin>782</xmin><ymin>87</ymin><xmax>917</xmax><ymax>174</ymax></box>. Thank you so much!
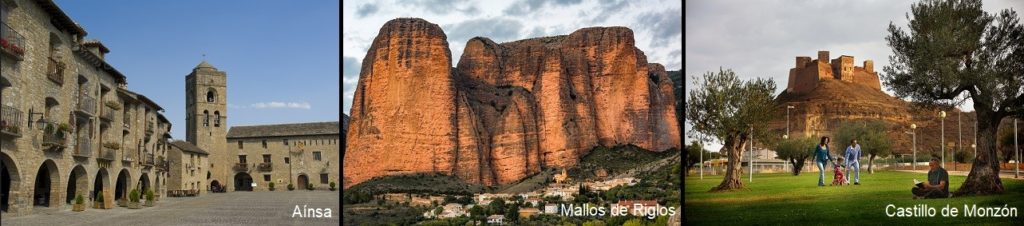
<box><xmin>185</xmin><ymin>60</ymin><xmax>229</xmax><ymax>190</ymax></box>
<box><xmin>831</xmin><ymin>55</ymin><xmax>854</xmax><ymax>82</ymax></box>
<box><xmin>864</xmin><ymin>60</ymin><xmax>874</xmax><ymax>73</ymax></box>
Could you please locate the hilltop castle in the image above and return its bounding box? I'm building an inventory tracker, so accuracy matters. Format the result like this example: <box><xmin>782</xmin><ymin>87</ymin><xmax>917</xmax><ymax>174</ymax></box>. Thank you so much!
<box><xmin>785</xmin><ymin>51</ymin><xmax>881</xmax><ymax>94</ymax></box>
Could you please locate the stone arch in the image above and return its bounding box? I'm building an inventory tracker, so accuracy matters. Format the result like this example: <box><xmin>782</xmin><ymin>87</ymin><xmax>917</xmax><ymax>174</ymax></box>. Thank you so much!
<box><xmin>297</xmin><ymin>174</ymin><xmax>309</xmax><ymax>190</ymax></box>
<box><xmin>233</xmin><ymin>173</ymin><xmax>252</xmax><ymax>191</ymax></box>
<box><xmin>64</xmin><ymin>165</ymin><xmax>88</xmax><ymax>205</ymax></box>
<box><xmin>1</xmin><ymin>152</ymin><xmax>22</xmax><ymax>213</ymax></box>
<box><xmin>44</xmin><ymin>97</ymin><xmax>59</xmax><ymax>119</ymax></box>
<box><xmin>114</xmin><ymin>169</ymin><xmax>130</xmax><ymax>203</ymax></box>
<box><xmin>206</xmin><ymin>88</ymin><xmax>217</xmax><ymax>103</ymax></box>
<box><xmin>213</xmin><ymin>111</ymin><xmax>220</xmax><ymax>127</ymax></box>
<box><xmin>32</xmin><ymin>159</ymin><xmax>60</xmax><ymax>207</ymax></box>
<box><xmin>137</xmin><ymin>173</ymin><xmax>151</xmax><ymax>196</ymax></box>
<box><xmin>92</xmin><ymin>167</ymin><xmax>111</xmax><ymax>208</ymax></box>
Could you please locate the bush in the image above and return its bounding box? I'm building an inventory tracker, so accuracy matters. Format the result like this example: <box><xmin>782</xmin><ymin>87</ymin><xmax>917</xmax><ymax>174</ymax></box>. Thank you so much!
<box><xmin>329</xmin><ymin>182</ymin><xmax>336</xmax><ymax>191</ymax></box>
<box><xmin>96</xmin><ymin>192</ymin><xmax>104</xmax><ymax>202</ymax></box>
<box><xmin>269</xmin><ymin>182</ymin><xmax>276</xmax><ymax>190</ymax></box>
<box><xmin>129</xmin><ymin>189</ymin><xmax>140</xmax><ymax>202</ymax></box>
<box><xmin>308</xmin><ymin>183</ymin><xmax>315</xmax><ymax>191</ymax></box>
<box><xmin>288</xmin><ymin>183</ymin><xmax>295</xmax><ymax>191</ymax></box>
<box><xmin>145</xmin><ymin>189</ymin><xmax>154</xmax><ymax>201</ymax></box>
<box><xmin>75</xmin><ymin>193</ymin><xmax>84</xmax><ymax>204</ymax></box>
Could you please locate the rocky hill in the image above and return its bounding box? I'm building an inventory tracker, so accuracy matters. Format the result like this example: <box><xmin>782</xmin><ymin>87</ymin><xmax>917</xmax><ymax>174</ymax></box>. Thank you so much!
<box><xmin>344</xmin><ymin>18</ymin><xmax>681</xmax><ymax>188</ymax></box>
<box><xmin>771</xmin><ymin>62</ymin><xmax>978</xmax><ymax>157</ymax></box>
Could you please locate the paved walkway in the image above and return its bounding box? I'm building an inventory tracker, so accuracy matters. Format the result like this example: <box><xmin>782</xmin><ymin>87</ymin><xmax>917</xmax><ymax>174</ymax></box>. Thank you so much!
<box><xmin>0</xmin><ymin>191</ymin><xmax>339</xmax><ymax>226</ymax></box>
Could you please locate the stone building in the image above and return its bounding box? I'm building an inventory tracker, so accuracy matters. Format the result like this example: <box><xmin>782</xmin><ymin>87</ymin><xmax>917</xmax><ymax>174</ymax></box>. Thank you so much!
<box><xmin>785</xmin><ymin>50</ymin><xmax>881</xmax><ymax>94</ymax></box>
<box><xmin>180</xmin><ymin>59</ymin><xmax>340</xmax><ymax>193</ymax></box>
<box><xmin>167</xmin><ymin>140</ymin><xmax>208</xmax><ymax>193</ymax></box>
<box><xmin>225</xmin><ymin>122</ymin><xmax>340</xmax><ymax>191</ymax></box>
<box><xmin>0</xmin><ymin>0</ymin><xmax>171</xmax><ymax>216</ymax></box>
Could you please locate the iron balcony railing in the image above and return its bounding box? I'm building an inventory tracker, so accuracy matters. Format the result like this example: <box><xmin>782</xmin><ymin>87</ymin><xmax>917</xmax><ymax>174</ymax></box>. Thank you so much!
<box><xmin>233</xmin><ymin>163</ymin><xmax>248</xmax><ymax>172</ymax></box>
<box><xmin>258</xmin><ymin>162</ymin><xmax>272</xmax><ymax>171</ymax></box>
<box><xmin>0</xmin><ymin>105</ymin><xmax>23</xmax><ymax>137</ymax></box>
<box><xmin>0</xmin><ymin>21</ymin><xmax>25</xmax><ymax>60</ymax></box>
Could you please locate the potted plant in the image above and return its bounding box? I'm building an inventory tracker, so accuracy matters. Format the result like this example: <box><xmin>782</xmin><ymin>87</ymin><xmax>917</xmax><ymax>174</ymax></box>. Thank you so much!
<box><xmin>287</xmin><ymin>183</ymin><xmax>294</xmax><ymax>191</ymax></box>
<box><xmin>329</xmin><ymin>182</ymin><xmax>336</xmax><ymax>191</ymax></box>
<box><xmin>128</xmin><ymin>189</ymin><xmax>141</xmax><ymax>209</ymax></box>
<box><xmin>118</xmin><ymin>194</ymin><xmax>128</xmax><ymax>207</ymax></box>
<box><xmin>268</xmin><ymin>182</ymin><xmax>275</xmax><ymax>191</ymax></box>
<box><xmin>44</xmin><ymin>123</ymin><xmax>55</xmax><ymax>135</ymax></box>
<box><xmin>73</xmin><ymin>193</ymin><xmax>85</xmax><ymax>212</ymax></box>
<box><xmin>307</xmin><ymin>183</ymin><xmax>315</xmax><ymax>191</ymax></box>
<box><xmin>94</xmin><ymin>192</ymin><xmax>104</xmax><ymax>209</ymax></box>
<box><xmin>144</xmin><ymin>189</ymin><xmax>155</xmax><ymax>207</ymax></box>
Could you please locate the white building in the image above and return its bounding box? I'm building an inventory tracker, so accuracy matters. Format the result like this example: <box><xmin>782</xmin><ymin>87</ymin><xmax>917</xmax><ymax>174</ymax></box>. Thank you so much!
<box><xmin>487</xmin><ymin>215</ymin><xmax>504</xmax><ymax>225</ymax></box>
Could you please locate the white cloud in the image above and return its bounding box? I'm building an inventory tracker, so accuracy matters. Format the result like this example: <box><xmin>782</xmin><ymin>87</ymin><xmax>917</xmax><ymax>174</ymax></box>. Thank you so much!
<box><xmin>249</xmin><ymin>102</ymin><xmax>312</xmax><ymax>110</ymax></box>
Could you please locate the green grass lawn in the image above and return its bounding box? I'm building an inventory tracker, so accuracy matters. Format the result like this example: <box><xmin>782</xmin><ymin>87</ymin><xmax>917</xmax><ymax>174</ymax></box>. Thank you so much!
<box><xmin>685</xmin><ymin>171</ymin><xmax>1024</xmax><ymax>225</ymax></box>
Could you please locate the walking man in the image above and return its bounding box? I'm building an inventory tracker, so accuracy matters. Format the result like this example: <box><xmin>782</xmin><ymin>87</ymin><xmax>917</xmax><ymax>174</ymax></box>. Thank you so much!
<box><xmin>844</xmin><ymin>139</ymin><xmax>861</xmax><ymax>185</ymax></box>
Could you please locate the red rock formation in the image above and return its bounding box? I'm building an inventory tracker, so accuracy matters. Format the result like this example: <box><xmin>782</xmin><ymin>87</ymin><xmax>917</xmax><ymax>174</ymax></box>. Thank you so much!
<box><xmin>344</xmin><ymin>18</ymin><xmax>457</xmax><ymax>188</ymax></box>
<box><xmin>344</xmin><ymin>18</ymin><xmax>682</xmax><ymax>188</ymax></box>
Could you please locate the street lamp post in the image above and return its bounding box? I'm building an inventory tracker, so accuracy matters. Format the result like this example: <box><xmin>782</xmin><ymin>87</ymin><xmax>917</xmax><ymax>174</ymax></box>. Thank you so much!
<box><xmin>750</xmin><ymin>126</ymin><xmax>754</xmax><ymax>183</ymax></box>
<box><xmin>699</xmin><ymin>140</ymin><xmax>704</xmax><ymax>180</ymax></box>
<box><xmin>911</xmin><ymin>123</ymin><xmax>917</xmax><ymax>171</ymax></box>
<box><xmin>957</xmin><ymin>111</ymin><xmax>962</xmax><ymax>171</ymax></box>
<box><xmin>941</xmin><ymin>111</ymin><xmax>947</xmax><ymax>169</ymax></box>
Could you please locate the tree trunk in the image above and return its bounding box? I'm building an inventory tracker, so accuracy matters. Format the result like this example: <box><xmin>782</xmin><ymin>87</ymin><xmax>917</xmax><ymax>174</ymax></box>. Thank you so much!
<box><xmin>710</xmin><ymin>134</ymin><xmax>748</xmax><ymax>192</ymax></box>
<box><xmin>954</xmin><ymin>109</ymin><xmax>1005</xmax><ymax>196</ymax></box>
<box><xmin>868</xmin><ymin>154</ymin><xmax>876</xmax><ymax>174</ymax></box>
<box><xmin>790</xmin><ymin>157</ymin><xmax>806</xmax><ymax>176</ymax></box>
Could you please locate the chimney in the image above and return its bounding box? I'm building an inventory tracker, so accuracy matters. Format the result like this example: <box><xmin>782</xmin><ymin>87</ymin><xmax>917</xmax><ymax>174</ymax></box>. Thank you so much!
<box><xmin>864</xmin><ymin>60</ymin><xmax>874</xmax><ymax>73</ymax></box>
<box><xmin>817</xmin><ymin>51</ymin><xmax>829</xmax><ymax>63</ymax></box>
<box><xmin>82</xmin><ymin>39</ymin><xmax>110</xmax><ymax>60</ymax></box>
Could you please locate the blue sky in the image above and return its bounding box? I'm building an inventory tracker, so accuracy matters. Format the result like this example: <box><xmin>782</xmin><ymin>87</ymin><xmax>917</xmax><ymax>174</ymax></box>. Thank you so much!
<box><xmin>54</xmin><ymin>0</ymin><xmax>341</xmax><ymax>139</ymax></box>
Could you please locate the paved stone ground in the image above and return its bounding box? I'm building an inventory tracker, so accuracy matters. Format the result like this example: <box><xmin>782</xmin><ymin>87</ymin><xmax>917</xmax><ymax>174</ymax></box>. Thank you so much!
<box><xmin>0</xmin><ymin>191</ymin><xmax>340</xmax><ymax>226</ymax></box>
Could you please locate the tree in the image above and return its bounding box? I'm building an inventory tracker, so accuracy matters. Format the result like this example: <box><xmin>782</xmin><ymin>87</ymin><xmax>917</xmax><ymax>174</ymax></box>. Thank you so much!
<box><xmin>834</xmin><ymin>121</ymin><xmax>893</xmax><ymax>173</ymax></box>
<box><xmin>884</xmin><ymin>0</ymin><xmax>1024</xmax><ymax>195</ymax></box>
<box><xmin>684</xmin><ymin>141</ymin><xmax>705</xmax><ymax>175</ymax></box>
<box><xmin>687</xmin><ymin>68</ymin><xmax>778</xmax><ymax>191</ymax></box>
<box><xmin>488</xmin><ymin>198</ymin><xmax>506</xmax><ymax>215</ymax></box>
<box><xmin>774</xmin><ymin>136</ymin><xmax>817</xmax><ymax>175</ymax></box>
<box><xmin>998</xmin><ymin>125</ymin><xmax>1023</xmax><ymax>163</ymax></box>
<box><xmin>469</xmin><ymin>205</ymin><xmax>485</xmax><ymax>220</ymax></box>
<box><xmin>505</xmin><ymin>205</ymin><xmax>520</xmax><ymax>222</ymax></box>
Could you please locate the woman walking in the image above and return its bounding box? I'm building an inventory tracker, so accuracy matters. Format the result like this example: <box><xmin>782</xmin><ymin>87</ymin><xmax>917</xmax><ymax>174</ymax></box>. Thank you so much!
<box><xmin>813</xmin><ymin>136</ymin><xmax>832</xmax><ymax>186</ymax></box>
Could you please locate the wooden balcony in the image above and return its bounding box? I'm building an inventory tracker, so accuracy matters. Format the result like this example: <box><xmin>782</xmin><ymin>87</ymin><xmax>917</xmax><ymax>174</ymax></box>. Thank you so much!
<box><xmin>76</xmin><ymin>93</ymin><xmax>96</xmax><ymax>117</ymax></box>
<box><xmin>73</xmin><ymin>137</ymin><xmax>92</xmax><ymax>158</ymax></box>
<box><xmin>100</xmin><ymin>105</ymin><xmax>115</xmax><ymax>121</ymax></box>
<box><xmin>47</xmin><ymin>57</ymin><xmax>66</xmax><ymax>85</ymax></box>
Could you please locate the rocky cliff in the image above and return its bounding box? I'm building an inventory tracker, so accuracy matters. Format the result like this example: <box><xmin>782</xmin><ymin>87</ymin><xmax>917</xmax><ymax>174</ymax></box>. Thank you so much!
<box><xmin>345</xmin><ymin>18</ymin><xmax>681</xmax><ymax>188</ymax></box>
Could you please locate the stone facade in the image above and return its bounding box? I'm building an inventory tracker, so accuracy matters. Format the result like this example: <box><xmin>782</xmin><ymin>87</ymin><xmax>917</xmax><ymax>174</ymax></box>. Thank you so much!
<box><xmin>226</xmin><ymin>122</ymin><xmax>340</xmax><ymax>192</ymax></box>
<box><xmin>786</xmin><ymin>51</ymin><xmax>881</xmax><ymax>94</ymax></box>
<box><xmin>0</xmin><ymin>0</ymin><xmax>170</xmax><ymax>216</ymax></box>
<box><xmin>166</xmin><ymin>140</ymin><xmax>208</xmax><ymax>193</ymax></box>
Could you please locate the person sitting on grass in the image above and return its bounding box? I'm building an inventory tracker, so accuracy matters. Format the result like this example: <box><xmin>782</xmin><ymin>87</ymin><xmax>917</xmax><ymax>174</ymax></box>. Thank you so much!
<box><xmin>912</xmin><ymin>157</ymin><xmax>949</xmax><ymax>199</ymax></box>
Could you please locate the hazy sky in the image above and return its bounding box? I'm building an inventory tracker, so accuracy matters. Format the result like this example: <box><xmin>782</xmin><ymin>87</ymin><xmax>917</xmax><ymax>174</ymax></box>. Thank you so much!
<box><xmin>684</xmin><ymin>0</ymin><xmax>1022</xmax><ymax>152</ymax></box>
<box><xmin>342</xmin><ymin>0</ymin><xmax>684</xmax><ymax>115</ymax></box>
<box><xmin>54</xmin><ymin>1</ymin><xmax>341</xmax><ymax>139</ymax></box>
